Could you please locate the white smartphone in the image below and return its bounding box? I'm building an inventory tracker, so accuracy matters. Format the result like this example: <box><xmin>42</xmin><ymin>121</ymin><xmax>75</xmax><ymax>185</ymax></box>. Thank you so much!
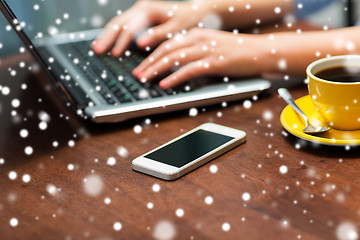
<box><xmin>132</xmin><ymin>123</ymin><xmax>246</xmax><ymax>180</ymax></box>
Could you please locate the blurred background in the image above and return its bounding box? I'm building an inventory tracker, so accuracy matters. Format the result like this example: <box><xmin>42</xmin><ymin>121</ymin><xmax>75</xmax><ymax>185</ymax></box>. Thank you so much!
<box><xmin>0</xmin><ymin>0</ymin><xmax>136</xmax><ymax>56</ymax></box>
<box><xmin>0</xmin><ymin>0</ymin><xmax>358</xmax><ymax>57</ymax></box>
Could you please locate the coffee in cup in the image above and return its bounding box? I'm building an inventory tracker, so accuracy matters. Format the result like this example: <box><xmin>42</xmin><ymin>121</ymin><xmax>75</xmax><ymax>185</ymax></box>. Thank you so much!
<box><xmin>307</xmin><ymin>55</ymin><xmax>360</xmax><ymax>130</ymax></box>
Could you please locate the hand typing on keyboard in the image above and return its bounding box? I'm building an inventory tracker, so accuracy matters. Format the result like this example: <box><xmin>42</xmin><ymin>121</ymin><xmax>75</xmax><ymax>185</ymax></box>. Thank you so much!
<box><xmin>89</xmin><ymin>0</ymin><xmax>294</xmax><ymax>89</ymax></box>
<box><xmin>91</xmin><ymin>1</ymin><xmax>208</xmax><ymax>57</ymax></box>
<box><xmin>133</xmin><ymin>28</ymin><xmax>267</xmax><ymax>89</ymax></box>
<box><xmin>90</xmin><ymin>0</ymin><xmax>360</xmax><ymax>91</ymax></box>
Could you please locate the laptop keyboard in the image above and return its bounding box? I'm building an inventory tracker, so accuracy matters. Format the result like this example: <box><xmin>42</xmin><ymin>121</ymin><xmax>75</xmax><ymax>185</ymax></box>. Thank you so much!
<box><xmin>58</xmin><ymin>40</ymin><xmax>177</xmax><ymax>105</ymax></box>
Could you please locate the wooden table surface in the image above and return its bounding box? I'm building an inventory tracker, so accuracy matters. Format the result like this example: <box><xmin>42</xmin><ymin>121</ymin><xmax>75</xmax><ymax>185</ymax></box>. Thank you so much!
<box><xmin>1</xmin><ymin>43</ymin><xmax>360</xmax><ymax>240</ymax></box>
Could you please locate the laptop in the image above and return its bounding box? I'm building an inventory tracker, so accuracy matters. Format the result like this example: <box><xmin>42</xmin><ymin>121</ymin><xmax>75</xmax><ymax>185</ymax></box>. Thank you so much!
<box><xmin>0</xmin><ymin>0</ymin><xmax>270</xmax><ymax>123</ymax></box>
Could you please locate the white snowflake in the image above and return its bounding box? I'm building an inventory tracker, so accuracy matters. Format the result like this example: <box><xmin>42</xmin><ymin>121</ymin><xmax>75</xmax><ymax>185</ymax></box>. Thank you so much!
<box><xmin>46</xmin><ymin>184</ymin><xmax>59</xmax><ymax>196</ymax></box>
<box><xmin>263</xmin><ymin>110</ymin><xmax>273</xmax><ymax>121</ymax></box>
<box><xmin>8</xmin><ymin>171</ymin><xmax>17</xmax><ymax>180</ymax></box>
<box><xmin>113</xmin><ymin>222</ymin><xmax>122</xmax><ymax>231</ymax></box>
<box><xmin>48</xmin><ymin>26</ymin><xmax>59</xmax><ymax>36</ymax></box>
<box><xmin>175</xmin><ymin>208</ymin><xmax>184</xmax><ymax>217</ymax></box>
<box><xmin>152</xmin><ymin>183</ymin><xmax>161</xmax><ymax>192</ymax></box>
<box><xmin>11</xmin><ymin>99</ymin><xmax>20</xmax><ymax>108</ymax></box>
<box><xmin>38</xmin><ymin>111</ymin><xmax>50</xmax><ymax>122</ymax></box>
<box><xmin>243</xmin><ymin>100</ymin><xmax>252</xmax><ymax>109</ymax></box>
<box><xmin>274</xmin><ymin>7</ymin><xmax>281</xmax><ymax>14</ymax></box>
<box><xmin>107</xmin><ymin>157</ymin><xmax>116</xmax><ymax>166</ymax></box>
<box><xmin>133</xmin><ymin>125</ymin><xmax>142</xmax><ymax>134</ymax></box>
<box><xmin>83</xmin><ymin>174</ymin><xmax>104</xmax><ymax>197</ymax></box>
<box><xmin>204</xmin><ymin>196</ymin><xmax>213</xmax><ymax>205</ymax></box>
<box><xmin>153</xmin><ymin>220</ymin><xmax>176</xmax><ymax>240</ymax></box>
<box><xmin>68</xmin><ymin>140</ymin><xmax>75</xmax><ymax>147</ymax></box>
<box><xmin>242</xmin><ymin>192</ymin><xmax>251</xmax><ymax>201</ymax></box>
<box><xmin>189</xmin><ymin>108</ymin><xmax>198</xmax><ymax>117</ymax></box>
<box><xmin>24</xmin><ymin>146</ymin><xmax>33</xmax><ymax>155</ymax></box>
<box><xmin>67</xmin><ymin>164</ymin><xmax>75</xmax><ymax>171</ymax></box>
<box><xmin>9</xmin><ymin>218</ymin><xmax>18</xmax><ymax>227</ymax></box>
<box><xmin>22</xmin><ymin>174</ymin><xmax>31</xmax><ymax>183</ymax></box>
<box><xmin>104</xmin><ymin>197</ymin><xmax>111</xmax><ymax>204</ymax></box>
<box><xmin>279</xmin><ymin>165</ymin><xmax>288</xmax><ymax>174</ymax></box>
<box><xmin>2</xmin><ymin>86</ymin><xmax>10</xmax><ymax>95</ymax></box>
<box><xmin>91</xmin><ymin>15</ymin><xmax>104</xmax><ymax>28</ymax></box>
<box><xmin>201</xmin><ymin>13</ymin><xmax>222</xmax><ymax>30</ymax></box>
<box><xmin>336</xmin><ymin>222</ymin><xmax>358</xmax><ymax>240</ymax></box>
<box><xmin>209</xmin><ymin>164</ymin><xmax>218</xmax><ymax>173</ymax></box>
<box><xmin>39</xmin><ymin>121</ymin><xmax>47</xmax><ymax>130</ymax></box>
<box><xmin>98</xmin><ymin>0</ymin><xmax>108</xmax><ymax>5</ymax></box>
<box><xmin>117</xmin><ymin>146</ymin><xmax>129</xmax><ymax>158</ymax></box>
<box><xmin>20</xmin><ymin>129</ymin><xmax>29</xmax><ymax>138</ymax></box>
<box><xmin>222</xmin><ymin>222</ymin><xmax>231</xmax><ymax>231</ymax></box>
<box><xmin>278</xmin><ymin>59</ymin><xmax>287</xmax><ymax>70</ymax></box>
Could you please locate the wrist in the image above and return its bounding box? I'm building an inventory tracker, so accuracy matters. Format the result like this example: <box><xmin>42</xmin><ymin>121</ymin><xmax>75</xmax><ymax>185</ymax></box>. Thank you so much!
<box><xmin>257</xmin><ymin>33</ymin><xmax>295</xmax><ymax>75</ymax></box>
<box><xmin>252</xmin><ymin>34</ymin><xmax>278</xmax><ymax>75</ymax></box>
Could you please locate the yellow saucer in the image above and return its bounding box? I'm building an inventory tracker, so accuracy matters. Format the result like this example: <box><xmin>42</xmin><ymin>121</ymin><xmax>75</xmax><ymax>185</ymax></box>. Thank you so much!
<box><xmin>280</xmin><ymin>95</ymin><xmax>360</xmax><ymax>146</ymax></box>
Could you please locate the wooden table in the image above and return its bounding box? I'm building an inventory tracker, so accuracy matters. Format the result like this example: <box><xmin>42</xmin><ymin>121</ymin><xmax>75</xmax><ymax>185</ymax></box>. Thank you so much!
<box><xmin>1</xmin><ymin>40</ymin><xmax>360</xmax><ymax>240</ymax></box>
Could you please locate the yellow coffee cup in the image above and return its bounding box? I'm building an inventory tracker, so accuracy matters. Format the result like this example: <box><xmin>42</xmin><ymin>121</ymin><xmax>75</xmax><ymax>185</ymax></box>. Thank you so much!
<box><xmin>307</xmin><ymin>55</ymin><xmax>360</xmax><ymax>130</ymax></box>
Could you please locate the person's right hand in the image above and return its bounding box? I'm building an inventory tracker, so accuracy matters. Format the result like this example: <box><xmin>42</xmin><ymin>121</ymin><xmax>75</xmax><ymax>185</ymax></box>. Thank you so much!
<box><xmin>91</xmin><ymin>0</ymin><xmax>212</xmax><ymax>57</ymax></box>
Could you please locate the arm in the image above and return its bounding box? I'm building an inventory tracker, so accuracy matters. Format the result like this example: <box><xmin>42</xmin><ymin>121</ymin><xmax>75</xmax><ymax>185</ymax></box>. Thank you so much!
<box><xmin>263</xmin><ymin>26</ymin><xmax>360</xmax><ymax>76</ymax></box>
<box><xmin>92</xmin><ymin>0</ymin><xmax>295</xmax><ymax>56</ymax></box>
<box><xmin>201</xmin><ymin>0</ymin><xmax>294</xmax><ymax>29</ymax></box>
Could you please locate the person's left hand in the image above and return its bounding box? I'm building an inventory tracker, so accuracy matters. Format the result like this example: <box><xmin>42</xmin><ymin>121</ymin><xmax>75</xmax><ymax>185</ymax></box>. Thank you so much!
<box><xmin>133</xmin><ymin>28</ymin><xmax>270</xmax><ymax>89</ymax></box>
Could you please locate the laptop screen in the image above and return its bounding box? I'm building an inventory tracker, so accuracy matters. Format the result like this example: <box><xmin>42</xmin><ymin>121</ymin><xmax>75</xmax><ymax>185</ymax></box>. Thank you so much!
<box><xmin>0</xmin><ymin>0</ymin><xmax>139</xmax><ymax>107</ymax></box>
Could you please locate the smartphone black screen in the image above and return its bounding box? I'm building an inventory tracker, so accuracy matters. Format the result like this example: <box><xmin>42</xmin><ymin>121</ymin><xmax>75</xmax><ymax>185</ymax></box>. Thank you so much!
<box><xmin>145</xmin><ymin>129</ymin><xmax>234</xmax><ymax>168</ymax></box>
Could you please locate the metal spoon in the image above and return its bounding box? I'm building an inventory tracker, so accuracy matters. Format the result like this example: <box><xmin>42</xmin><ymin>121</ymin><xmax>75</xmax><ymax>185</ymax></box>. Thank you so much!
<box><xmin>277</xmin><ymin>88</ymin><xmax>331</xmax><ymax>134</ymax></box>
